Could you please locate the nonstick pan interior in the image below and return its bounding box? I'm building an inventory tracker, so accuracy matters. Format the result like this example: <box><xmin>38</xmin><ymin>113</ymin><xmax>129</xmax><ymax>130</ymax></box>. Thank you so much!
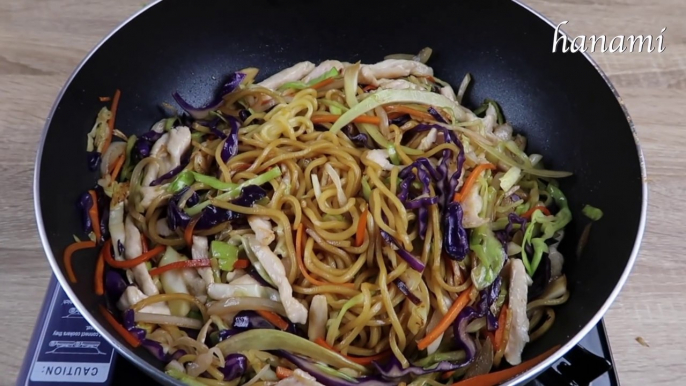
<box><xmin>34</xmin><ymin>0</ymin><xmax>646</xmax><ymax>384</ymax></box>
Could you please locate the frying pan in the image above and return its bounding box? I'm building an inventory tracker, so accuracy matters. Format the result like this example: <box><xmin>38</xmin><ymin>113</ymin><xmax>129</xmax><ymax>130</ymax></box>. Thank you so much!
<box><xmin>33</xmin><ymin>0</ymin><xmax>647</xmax><ymax>384</ymax></box>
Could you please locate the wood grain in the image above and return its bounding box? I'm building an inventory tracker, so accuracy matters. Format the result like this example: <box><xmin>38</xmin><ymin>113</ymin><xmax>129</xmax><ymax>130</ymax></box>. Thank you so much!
<box><xmin>0</xmin><ymin>1</ymin><xmax>682</xmax><ymax>385</ymax></box>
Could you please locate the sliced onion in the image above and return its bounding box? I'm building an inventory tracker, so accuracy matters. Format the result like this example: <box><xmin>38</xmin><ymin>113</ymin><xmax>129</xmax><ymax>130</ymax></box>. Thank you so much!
<box><xmin>207</xmin><ymin>297</ymin><xmax>286</xmax><ymax>316</ymax></box>
<box><xmin>243</xmin><ymin>364</ymin><xmax>271</xmax><ymax>386</ymax></box>
<box><xmin>186</xmin><ymin>351</ymin><xmax>213</xmax><ymax>377</ymax></box>
<box><xmin>415</xmin><ymin>47</ymin><xmax>433</xmax><ymax>64</ymax></box>
<box><xmin>456</xmin><ymin>73</ymin><xmax>472</xmax><ymax>104</ymax></box>
<box><xmin>134</xmin><ymin>312</ymin><xmax>204</xmax><ymax>330</ymax></box>
<box><xmin>374</xmin><ymin>106</ymin><xmax>390</xmax><ymax>137</ymax></box>
<box><xmin>324</xmin><ymin>164</ymin><xmax>347</xmax><ymax>207</ymax></box>
<box><xmin>100</xmin><ymin>142</ymin><xmax>126</xmax><ymax>176</ymax></box>
<box><xmin>344</xmin><ymin>63</ymin><xmax>361</xmax><ymax>108</ymax></box>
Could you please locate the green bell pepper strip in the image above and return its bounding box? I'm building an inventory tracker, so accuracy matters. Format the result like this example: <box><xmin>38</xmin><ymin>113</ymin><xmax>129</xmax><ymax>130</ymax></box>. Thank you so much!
<box><xmin>211</xmin><ymin>240</ymin><xmax>239</xmax><ymax>271</ymax></box>
<box><xmin>582</xmin><ymin>204</ymin><xmax>604</xmax><ymax>221</ymax></box>
<box><xmin>166</xmin><ymin>170</ymin><xmax>195</xmax><ymax>193</ymax></box>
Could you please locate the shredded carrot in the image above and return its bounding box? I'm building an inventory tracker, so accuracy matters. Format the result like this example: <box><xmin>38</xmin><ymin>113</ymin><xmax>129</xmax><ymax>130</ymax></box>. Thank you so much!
<box><xmin>417</xmin><ymin>286</ymin><xmax>473</xmax><ymax>350</ymax></box>
<box><xmin>449</xmin><ymin>345</ymin><xmax>560</xmax><ymax>386</ymax></box>
<box><xmin>101</xmin><ymin>89</ymin><xmax>121</xmax><ymax>156</ymax></box>
<box><xmin>314</xmin><ymin>338</ymin><xmax>391</xmax><ymax>365</ymax></box>
<box><xmin>384</xmin><ymin>105</ymin><xmax>435</xmax><ymax>121</ymax></box>
<box><xmin>363</xmin><ymin>84</ymin><xmax>378</xmax><ymax>92</ymax></box>
<box><xmin>184</xmin><ymin>217</ymin><xmax>199</xmax><ymax>247</ymax></box>
<box><xmin>315</xmin><ymin>337</ymin><xmax>336</xmax><ymax>350</ymax></box>
<box><xmin>99</xmin><ymin>96</ymin><xmax>111</xmax><ymax>102</ymax></box>
<box><xmin>87</xmin><ymin>190</ymin><xmax>101</xmax><ymax>242</ymax></box>
<box><xmin>140</xmin><ymin>234</ymin><xmax>149</xmax><ymax>253</ymax></box>
<box><xmin>276</xmin><ymin>366</ymin><xmax>294</xmax><ymax>380</ymax></box>
<box><xmin>98</xmin><ymin>305</ymin><xmax>140</xmax><ymax>347</ymax></box>
<box><xmin>233</xmin><ymin>259</ymin><xmax>250</xmax><ymax>270</ymax></box>
<box><xmin>356</xmin><ymin>209</ymin><xmax>368</xmax><ymax>247</ymax></box>
<box><xmin>493</xmin><ymin>304</ymin><xmax>509</xmax><ymax>353</ymax></box>
<box><xmin>148</xmin><ymin>258</ymin><xmax>212</xmax><ymax>276</ymax></box>
<box><xmin>310</xmin><ymin>114</ymin><xmax>381</xmax><ymax>125</ymax></box>
<box><xmin>522</xmin><ymin>205</ymin><xmax>552</xmax><ymax>219</ymax></box>
<box><xmin>453</xmin><ymin>163</ymin><xmax>497</xmax><ymax>202</ymax></box>
<box><xmin>104</xmin><ymin>244</ymin><xmax>165</xmax><ymax>269</ymax></box>
<box><xmin>63</xmin><ymin>241</ymin><xmax>96</xmax><ymax>283</ymax></box>
<box><xmin>295</xmin><ymin>224</ymin><xmax>354</xmax><ymax>288</ymax></box>
<box><xmin>109</xmin><ymin>155</ymin><xmax>124</xmax><ymax>179</ymax></box>
<box><xmin>94</xmin><ymin>240</ymin><xmax>109</xmax><ymax>296</ymax></box>
<box><xmin>110</xmin><ymin>154</ymin><xmax>125</xmax><ymax>182</ymax></box>
<box><xmin>257</xmin><ymin>310</ymin><xmax>290</xmax><ymax>330</ymax></box>
<box><xmin>311</xmin><ymin>77</ymin><xmax>335</xmax><ymax>90</ymax></box>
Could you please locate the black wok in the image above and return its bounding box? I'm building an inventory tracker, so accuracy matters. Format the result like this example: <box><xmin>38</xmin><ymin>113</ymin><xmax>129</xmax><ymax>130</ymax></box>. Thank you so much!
<box><xmin>34</xmin><ymin>0</ymin><xmax>646</xmax><ymax>384</ymax></box>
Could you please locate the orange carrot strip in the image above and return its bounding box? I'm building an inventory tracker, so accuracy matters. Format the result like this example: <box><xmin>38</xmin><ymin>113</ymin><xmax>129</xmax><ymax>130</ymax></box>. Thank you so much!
<box><xmin>63</xmin><ymin>241</ymin><xmax>97</xmax><ymax>283</ymax></box>
<box><xmin>314</xmin><ymin>338</ymin><xmax>391</xmax><ymax>365</ymax></box>
<box><xmin>110</xmin><ymin>154</ymin><xmax>125</xmax><ymax>182</ymax></box>
<box><xmin>99</xmin><ymin>96</ymin><xmax>111</xmax><ymax>102</ymax></box>
<box><xmin>98</xmin><ymin>305</ymin><xmax>140</xmax><ymax>347</ymax></box>
<box><xmin>356</xmin><ymin>209</ymin><xmax>368</xmax><ymax>247</ymax></box>
<box><xmin>493</xmin><ymin>304</ymin><xmax>509</xmax><ymax>353</ymax></box>
<box><xmin>417</xmin><ymin>286</ymin><xmax>473</xmax><ymax>350</ymax></box>
<box><xmin>522</xmin><ymin>205</ymin><xmax>552</xmax><ymax>219</ymax></box>
<box><xmin>148</xmin><ymin>259</ymin><xmax>212</xmax><ymax>276</ymax></box>
<box><xmin>296</xmin><ymin>224</ymin><xmax>354</xmax><ymax>288</ymax></box>
<box><xmin>384</xmin><ymin>105</ymin><xmax>435</xmax><ymax>121</ymax></box>
<box><xmin>94</xmin><ymin>239</ymin><xmax>110</xmax><ymax>295</ymax></box>
<box><xmin>310</xmin><ymin>114</ymin><xmax>381</xmax><ymax>125</ymax></box>
<box><xmin>276</xmin><ymin>366</ymin><xmax>294</xmax><ymax>380</ymax></box>
<box><xmin>233</xmin><ymin>259</ymin><xmax>250</xmax><ymax>270</ymax></box>
<box><xmin>101</xmin><ymin>89</ymin><xmax>121</xmax><ymax>155</ymax></box>
<box><xmin>257</xmin><ymin>310</ymin><xmax>290</xmax><ymax>330</ymax></box>
<box><xmin>453</xmin><ymin>163</ymin><xmax>497</xmax><ymax>202</ymax></box>
<box><xmin>88</xmin><ymin>190</ymin><xmax>101</xmax><ymax>241</ymax></box>
<box><xmin>449</xmin><ymin>346</ymin><xmax>560</xmax><ymax>386</ymax></box>
<box><xmin>185</xmin><ymin>217</ymin><xmax>199</xmax><ymax>247</ymax></box>
<box><xmin>104</xmin><ymin>244</ymin><xmax>165</xmax><ymax>269</ymax></box>
<box><xmin>311</xmin><ymin>77</ymin><xmax>335</xmax><ymax>90</ymax></box>
<box><xmin>315</xmin><ymin>337</ymin><xmax>336</xmax><ymax>351</ymax></box>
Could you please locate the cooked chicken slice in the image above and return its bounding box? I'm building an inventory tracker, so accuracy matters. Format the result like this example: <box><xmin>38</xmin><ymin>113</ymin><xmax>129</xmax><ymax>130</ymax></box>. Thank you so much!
<box><xmin>258</xmin><ymin>61</ymin><xmax>315</xmax><ymax>90</ymax></box>
<box><xmin>244</xmin><ymin>235</ymin><xmax>308</xmax><ymax>324</ymax></box>
<box><xmin>504</xmin><ymin>259</ymin><xmax>530</xmax><ymax>365</ymax></box>
<box><xmin>191</xmin><ymin>236</ymin><xmax>214</xmax><ymax>286</ymax></box>
<box><xmin>124</xmin><ymin>215</ymin><xmax>158</xmax><ymax>296</ymax></box>
<box><xmin>248</xmin><ymin>216</ymin><xmax>275</xmax><ymax>246</ymax></box>
<box><xmin>357</xmin><ymin>59</ymin><xmax>433</xmax><ymax>86</ymax></box>
<box><xmin>377</xmin><ymin>78</ymin><xmax>428</xmax><ymax>91</ymax></box>
<box><xmin>142</xmin><ymin>126</ymin><xmax>191</xmax><ymax>186</ymax></box>
<box><xmin>117</xmin><ymin>286</ymin><xmax>170</xmax><ymax>315</ymax></box>
<box><xmin>109</xmin><ymin>201</ymin><xmax>126</xmax><ymax>261</ymax></box>
<box><xmin>302</xmin><ymin>60</ymin><xmax>344</xmax><ymax>83</ymax></box>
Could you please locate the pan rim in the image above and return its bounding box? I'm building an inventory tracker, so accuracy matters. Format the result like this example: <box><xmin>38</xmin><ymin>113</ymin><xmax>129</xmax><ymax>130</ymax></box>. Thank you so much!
<box><xmin>32</xmin><ymin>1</ymin><xmax>648</xmax><ymax>385</ymax></box>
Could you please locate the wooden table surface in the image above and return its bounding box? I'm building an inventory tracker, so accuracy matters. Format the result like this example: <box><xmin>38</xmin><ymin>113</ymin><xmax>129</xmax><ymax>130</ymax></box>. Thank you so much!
<box><xmin>1</xmin><ymin>0</ymin><xmax>683</xmax><ymax>385</ymax></box>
